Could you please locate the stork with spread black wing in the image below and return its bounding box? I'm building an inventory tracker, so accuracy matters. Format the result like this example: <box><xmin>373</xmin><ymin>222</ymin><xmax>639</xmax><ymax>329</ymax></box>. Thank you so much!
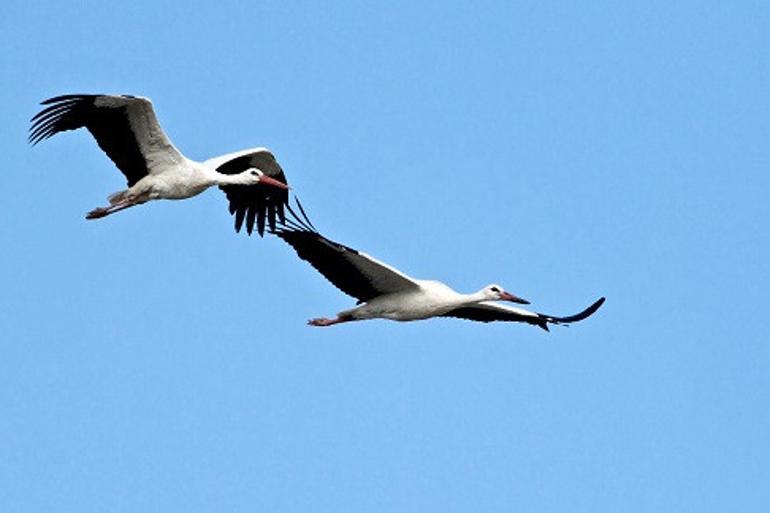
<box><xmin>30</xmin><ymin>94</ymin><xmax>289</xmax><ymax>235</ymax></box>
<box><xmin>273</xmin><ymin>200</ymin><xmax>605</xmax><ymax>329</ymax></box>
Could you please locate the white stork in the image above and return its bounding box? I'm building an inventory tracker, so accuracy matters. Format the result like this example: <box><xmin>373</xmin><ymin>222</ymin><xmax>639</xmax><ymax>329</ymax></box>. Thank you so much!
<box><xmin>274</xmin><ymin>202</ymin><xmax>605</xmax><ymax>329</ymax></box>
<box><xmin>29</xmin><ymin>94</ymin><xmax>289</xmax><ymax>235</ymax></box>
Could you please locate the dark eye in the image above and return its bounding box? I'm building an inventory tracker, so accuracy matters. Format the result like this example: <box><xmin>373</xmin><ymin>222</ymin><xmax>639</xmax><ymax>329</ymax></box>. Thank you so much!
<box><xmin>490</xmin><ymin>287</ymin><xmax>500</xmax><ymax>293</ymax></box>
<box><xmin>250</xmin><ymin>170</ymin><xmax>259</xmax><ymax>176</ymax></box>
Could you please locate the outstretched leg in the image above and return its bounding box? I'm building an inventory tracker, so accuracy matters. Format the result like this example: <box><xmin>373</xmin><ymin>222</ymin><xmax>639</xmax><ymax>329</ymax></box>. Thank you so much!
<box><xmin>308</xmin><ymin>313</ymin><xmax>356</xmax><ymax>327</ymax></box>
<box><xmin>86</xmin><ymin>199</ymin><xmax>139</xmax><ymax>219</ymax></box>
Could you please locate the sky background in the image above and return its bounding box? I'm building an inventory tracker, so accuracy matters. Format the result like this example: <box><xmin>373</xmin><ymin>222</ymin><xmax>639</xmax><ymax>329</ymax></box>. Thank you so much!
<box><xmin>1</xmin><ymin>1</ymin><xmax>769</xmax><ymax>511</ymax></box>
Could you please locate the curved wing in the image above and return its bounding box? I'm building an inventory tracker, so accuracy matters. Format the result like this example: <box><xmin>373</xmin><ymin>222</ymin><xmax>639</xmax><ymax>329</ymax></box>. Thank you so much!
<box><xmin>441</xmin><ymin>297</ymin><xmax>605</xmax><ymax>331</ymax></box>
<box><xmin>205</xmin><ymin>148</ymin><xmax>289</xmax><ymax>236</ymax></box>
<box><xmin>29</xmin><ymin>94</ymin><xmax>184</xmax><ymax>187</ymax></box>
<box><xmin>273</xmin><ymin>205</ymin><xmax>419</xmax><ymax>302</ymax></box>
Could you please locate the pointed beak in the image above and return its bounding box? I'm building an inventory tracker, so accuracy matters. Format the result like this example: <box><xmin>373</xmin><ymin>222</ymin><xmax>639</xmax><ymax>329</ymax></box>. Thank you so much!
<box><xmin>259</xmin><ymin>175</ymin><xmax>290</xmax><ymax>190</ymax></box>
<box><xmin>500</xmin><ymin>291</ymin><xmax>530</xmax><ymax>305</ymax></box>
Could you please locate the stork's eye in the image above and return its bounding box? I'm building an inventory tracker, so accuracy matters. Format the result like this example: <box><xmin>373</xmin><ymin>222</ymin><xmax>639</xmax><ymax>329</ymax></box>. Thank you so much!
<box><xmin>490</xmin><ymin>286</ymin><xmax>500</xmax><ymax>293</ymax></box>
<box><xmin>250</xmin><ymin>170</ymin><xmax>259</xmax><ymax>176</ymax></box>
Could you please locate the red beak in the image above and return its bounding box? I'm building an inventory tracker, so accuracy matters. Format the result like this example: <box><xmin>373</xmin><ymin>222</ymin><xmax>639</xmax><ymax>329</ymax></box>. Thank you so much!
<box><xmin>259</xmin><ymin>175</ymin><xmax>290</xmax><ymax>190</ymax></box>
<box><xmin>500</xmin><ymin>291</ymin><xmax>530</xmax><ymax>305</ymax></box>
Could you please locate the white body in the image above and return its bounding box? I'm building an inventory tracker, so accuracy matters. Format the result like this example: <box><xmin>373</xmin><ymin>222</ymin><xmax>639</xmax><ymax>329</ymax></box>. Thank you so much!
<box><xmin>276</xmin><ymin>204</ymin><xmax>604</xmax><ymax>328</ymax></box>
<box><xmin>340</xmin><ymin>280</ymin><xmax>537</xmax><ymax>321</ymax></box>
<box><xmin>124</xmin><ymin>158</ymin><xmax>247</xmax><ymax>202</ymax></box>
<box><xmin>30</xmin><ymin>94</ymin><xmax>286</xmax><ymax>221</ymax></box>
<box><xmin>95</xmin><ymin>95</ymin><xmax>269</xmax><ymax>204</ymax></box>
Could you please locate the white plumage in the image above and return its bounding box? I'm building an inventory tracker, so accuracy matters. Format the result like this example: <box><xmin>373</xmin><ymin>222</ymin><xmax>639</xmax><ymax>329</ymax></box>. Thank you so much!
<box><xmin>274</xmin><ymin>203</ymin><xmax>605</xmax><ymax>329</ymax></box>
<box><xmin>30</xmin><ymin>94</ymin><xmax>289</xmax><ymax>235</ymax></box>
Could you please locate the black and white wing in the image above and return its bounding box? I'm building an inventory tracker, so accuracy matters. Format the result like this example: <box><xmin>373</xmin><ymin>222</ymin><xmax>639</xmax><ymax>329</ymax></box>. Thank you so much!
<box><xmin>205</xmin><ymin>148</ymin><xmax>289</xmax><ymax>236</ymax></box>
<box><xmin>441</xmin><ymin>297</ymin><xmax>605</xmax><ymax>331</ymax></box>
<box><xmin>29</xmin><ymin>94</ymin><xmax>183</xmax><ymax>187</ymax></box>
<box><xmin>272</xmin><ymin>202</ymin><xmax>420</xmax><ymax>302</ymax></box>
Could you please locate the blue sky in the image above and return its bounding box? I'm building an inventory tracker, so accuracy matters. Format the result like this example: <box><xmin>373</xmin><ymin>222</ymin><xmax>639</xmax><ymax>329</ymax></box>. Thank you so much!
<box><xmin>2</xmin><ymin>1</ymin><xmax>768</xmax><ymax>511</ymax></box>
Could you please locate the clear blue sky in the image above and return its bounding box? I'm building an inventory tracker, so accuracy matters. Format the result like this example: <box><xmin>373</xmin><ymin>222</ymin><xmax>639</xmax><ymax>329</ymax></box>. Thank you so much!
<box><xmin>2</xmin><ymin>1</ymin><xmax>768</xmax><ymax>511</ymax></box>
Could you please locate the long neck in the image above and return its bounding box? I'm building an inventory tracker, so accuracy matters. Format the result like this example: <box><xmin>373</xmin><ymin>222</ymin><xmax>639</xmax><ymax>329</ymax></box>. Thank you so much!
<box><xmin>218</xmin><ymin>171</ymin><xmax>254</xmax><ymax>186</ymax></box>
<box><xmin>201</xmin><ymin>166</ymin><xmax>253</xmax><ymax>186</ymax></box>
<box><xmin>442</xmin><ymin>289</ymin><xmax>488</xmax><ymax>309</ymax></box>
<box><xmin>462</xmin><ymin>290</ymin><xmax>490</xmax><ymax>306</ymax></box>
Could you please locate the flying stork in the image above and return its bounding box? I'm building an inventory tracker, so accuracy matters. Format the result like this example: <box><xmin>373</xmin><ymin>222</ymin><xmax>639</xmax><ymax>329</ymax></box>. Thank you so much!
<box><xmin>273</xmin><ymin>202</ymin><xmax>605</xmax><ymax>329</ymax></box>
<box><xmin>29</xmin><ymin>94</ymin><xmax>289</xmax><ymax>235</ymax></box>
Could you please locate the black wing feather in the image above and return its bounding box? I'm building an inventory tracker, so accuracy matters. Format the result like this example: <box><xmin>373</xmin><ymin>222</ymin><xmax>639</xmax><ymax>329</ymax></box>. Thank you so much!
<box><xmin>29</xmin><ymin>94</ymin><xmax>149</xmax><ymax>186</ymax></box>
<box><xmin>274</xmin><ymin>200</ymin><xmax>420</xmax><ymax>302</ymax></box>
<box><xmin>273</xmin><ymin>227</ymin><xmax>383</xmax><ymax>303</ymax></box>
<box><xmin>441</xmin><ymin>306</ymin><xmax>550</xmax><ymax>329</ymax></box>
<box><xmin>540</xmin><ymin>297</ymin><xmax>605</xmax><ymax>325</ymax></box>
<box><xmin>441</xmin><ymin>297</ymin><xmax>606</xmax><ymax>331</ymax></box>
<box><xmin>217</xmin><ymin>151</ymin><xmax>289</xmax><ymax>236</ymax></box>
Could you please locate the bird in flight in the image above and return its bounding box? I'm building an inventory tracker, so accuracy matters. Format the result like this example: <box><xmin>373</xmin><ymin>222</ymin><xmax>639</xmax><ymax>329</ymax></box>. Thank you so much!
<box><xmin>29</xmin><ymin>94</ymin><xmax>289</xmax><ymax>235</ymax></box>
<box><xmin>273</xmin><ymin>201</ymin><xmax>605</xmax><ymax>329</ymax></box>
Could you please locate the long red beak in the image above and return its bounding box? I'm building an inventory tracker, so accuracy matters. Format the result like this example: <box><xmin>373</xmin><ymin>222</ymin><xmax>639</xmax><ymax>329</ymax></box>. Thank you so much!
<box><xmin>259</xmin><ymin>175</ymin><xmax>290</xmax><ymax>190</ymax></box>
<box><xmin>500</xmin><ymin>291</ymin><xmax>530</xmax><ymax>305</ymax></box>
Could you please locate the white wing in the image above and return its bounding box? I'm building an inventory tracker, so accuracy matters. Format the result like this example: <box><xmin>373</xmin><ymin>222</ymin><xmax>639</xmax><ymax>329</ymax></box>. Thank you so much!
<box><xmin>30</xmin><ymin>94</ymin><xmax>185</xmax><ymax>185</ymax></box>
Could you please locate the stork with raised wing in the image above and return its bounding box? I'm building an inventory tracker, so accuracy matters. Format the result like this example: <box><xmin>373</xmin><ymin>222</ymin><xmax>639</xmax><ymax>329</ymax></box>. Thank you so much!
<box><xmin>274</xmin><ymin>202</ymin><xmax>605</xmax><ymax>329</ymax></box>
<box><xmin>29</xmin><ymin>94</ymin><xmax>289</xmax><ymax>235</ymax></box>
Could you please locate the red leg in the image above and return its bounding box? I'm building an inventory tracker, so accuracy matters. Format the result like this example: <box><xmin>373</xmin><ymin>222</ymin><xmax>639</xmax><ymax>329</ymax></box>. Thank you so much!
<box><xmin>308</xmin><ymin>314</ymin><xmax>354</xmax><ymax>327</ymax></box>
<box><xmin>86</xmin><ymin>200</ymin><xmax>138</xmax><ymax>219</ymax></box>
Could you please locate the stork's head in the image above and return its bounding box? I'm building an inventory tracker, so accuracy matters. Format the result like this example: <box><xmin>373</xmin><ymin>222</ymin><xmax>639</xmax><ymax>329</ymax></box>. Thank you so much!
<box><xmin>241</xmin><ymin>168</ymin><xmax>289</xmax><ymax>189</ymax></box>
<box><xmin>482</xmin><ymin>284</ymin><xmax>530</xmax><ymax>304</ymax></box>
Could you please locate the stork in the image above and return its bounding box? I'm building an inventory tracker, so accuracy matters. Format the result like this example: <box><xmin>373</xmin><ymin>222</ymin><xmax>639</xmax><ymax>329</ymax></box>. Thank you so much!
<box><xmin>273</xmin><ymin>202</ymin><xmax>605</xmax><ymax>329</ymax></box>
<box><xmin>29</xmin><ymin>94</ymin><xmax>289</xmax><ymax>235</ymax></box>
